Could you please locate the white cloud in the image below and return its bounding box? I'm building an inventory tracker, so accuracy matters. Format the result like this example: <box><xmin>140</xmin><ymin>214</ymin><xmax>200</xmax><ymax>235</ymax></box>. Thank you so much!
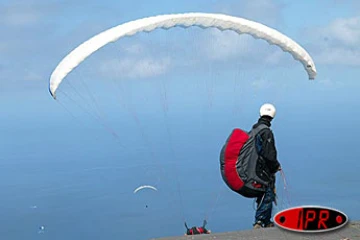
<box><xmin>316</xmin><ymin>77</ymin><xmax>345</xmax><ymax>90</ymax></box>
<box><xmin>24</xmin><ymin>71</ymin><xmax>42</xmax><ymax>81</ymax></box>
<box><xmin>314</xmin><ymin>48</ymin><xmax>360</xmax><ymax>66</ymax></box>
<box><xmin>198</xmin><ymin>28</ymin><xmax>289</xmax><ymax>66</ymax></box>
<box><xmin>264</xmin><ymin>49</ymin><xmax>287</xmax><ymax>65</ymax></box>
<box><xmin>0</xmin><ymin>3</ymin><xmax>43</xmax><ymax>27</ymax></box>
<box><xmin>196</xmin><ymin>0</ymin><xmax>288</xmax><ymax>66</ymax></box>
<box><xmin>251</xmin><ymin>77</ymin><xmax>270</xmax><ymax>89</ymax></box>
<box><xmin>238</xmin><ymin>0</ymin><xmax>284</xmax><ymax>26</ymax></box>
<box><xmin>319</xmin><ymin>17</ymin><xmax>360</xmax><ymax>47</ymax></box>
<box><xmin>200</xmin><ymin>30</ymin><xmax>253</xmax><ymax>61</ymax></box>
<box><xmin>331</xmin><ymin>0</ymin><xmax>360</xmax><ymax>14</ymax></box>
<box><xmin>97</xmin><ymin>42</ymin><xmax>172</xmax><ymax>79</ymax></box>
<box><xmin>216</xmin><ymin>0</ymin><xmax>284</xmax><ymax>27</ymax></box>
<box><xmin>306</xmin><ymin>16</ymin><xmax>360</xmax><ymax>66</ymax></box>
<box><xmin>99</xmin><ymin>57</ymin><xmax>171</xmax><ymax>79</ymax></box>
<box><xmin>122</xmin><ymin>43</ymin><xmax>145</xmax><ymax>55</ymax></box>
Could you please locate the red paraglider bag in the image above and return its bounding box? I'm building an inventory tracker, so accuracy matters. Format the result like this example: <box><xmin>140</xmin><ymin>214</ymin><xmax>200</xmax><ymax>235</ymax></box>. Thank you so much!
<box><xmin>220</xmin><ymin>128</ymin><xmax>249</xmax><ymax>191</ymax></box>
<box><xmin>220</xmin><ymin>125</ymin><xmax>270</xmax><ymax>198</ymax></box>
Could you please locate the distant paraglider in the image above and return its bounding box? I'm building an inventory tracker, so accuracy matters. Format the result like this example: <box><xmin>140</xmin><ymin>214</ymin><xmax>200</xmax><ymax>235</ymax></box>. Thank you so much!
<box><xmin>133</xmin><ymin>185</ymin><xmax>158</xmax><ymax>209</ymax></box>
<box><xmin>38</xmin><ymin>225</ymin><xmax>45</xmax><ymax>234</ymax></box>
<box><xmin>133</xmin><ymin>185</ymin><xmax>158</xmax><ymax>194</ymax></box>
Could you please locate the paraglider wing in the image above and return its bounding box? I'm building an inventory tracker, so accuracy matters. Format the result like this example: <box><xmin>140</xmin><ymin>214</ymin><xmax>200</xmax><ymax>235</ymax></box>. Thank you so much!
<box><xmin>49</xmin><ymin>12</ymin><xmax>317</xmax><ymax>98</ymax></box>
<box><xmin>133</xmin><ymin>185</ymin><xmax>158</xmax><ymax>194</ymax></box>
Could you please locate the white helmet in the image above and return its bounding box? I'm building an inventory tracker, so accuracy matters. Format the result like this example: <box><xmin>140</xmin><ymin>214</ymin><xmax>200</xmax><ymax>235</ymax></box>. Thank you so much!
<box><xmin>259</xmin><ymin>103</ymin><xmax>276</xmax><ymax>118</ymax></box>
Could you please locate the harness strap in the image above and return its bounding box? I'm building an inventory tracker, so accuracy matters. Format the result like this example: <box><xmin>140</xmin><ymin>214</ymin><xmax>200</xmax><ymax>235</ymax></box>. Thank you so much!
<box><xmin>184</xmin><ymin>222</ymin><xmax>189</xmax><ymax>230</ymax></box>
<box><xmin>202</xmin><ymin>220</ymin><xmax>207</xmax><ymax>228</ymax></box>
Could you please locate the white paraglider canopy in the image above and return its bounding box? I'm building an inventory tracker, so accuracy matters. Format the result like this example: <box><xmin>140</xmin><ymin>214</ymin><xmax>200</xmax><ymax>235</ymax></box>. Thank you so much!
<box><xmin>133</xmin><ymin>185</ymin><xmax>158</xmax><ymax>194</ymax></box>
<box><xmin>49</xmin><ymin>12</ymin><xmax>317</xmax><ymax>99</ymax></box>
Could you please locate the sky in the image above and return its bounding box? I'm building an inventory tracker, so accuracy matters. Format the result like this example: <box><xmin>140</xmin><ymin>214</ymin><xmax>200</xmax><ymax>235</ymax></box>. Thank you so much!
<box><xmin>1</xmin><ymin>0</ymin><xmax>360</xmax><ymax>239</ymax></box>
